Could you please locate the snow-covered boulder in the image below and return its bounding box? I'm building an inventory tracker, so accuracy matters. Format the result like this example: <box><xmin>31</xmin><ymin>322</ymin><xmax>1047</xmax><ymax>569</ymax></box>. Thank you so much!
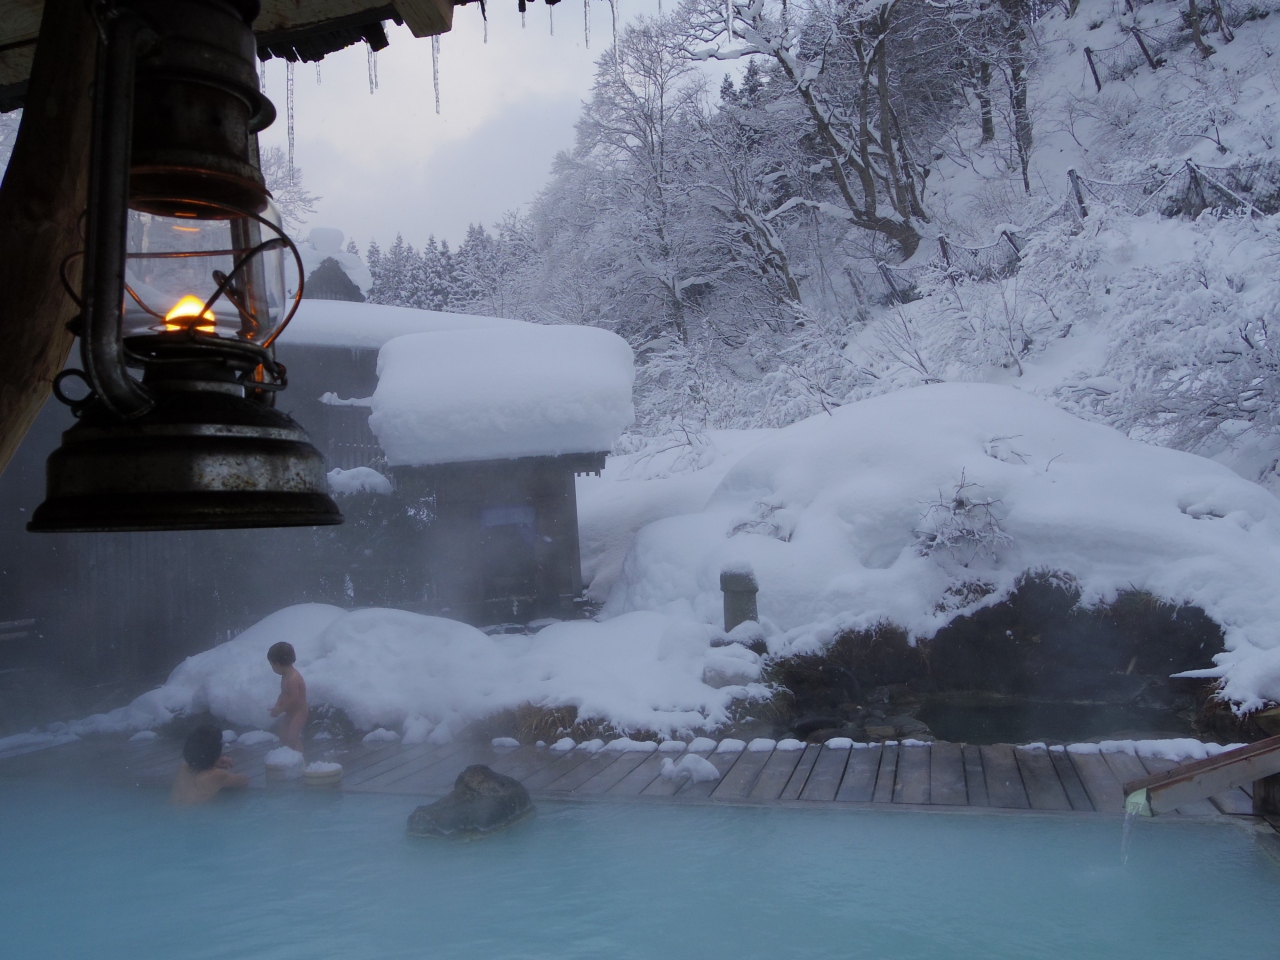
<box><xmin>369</xmin><ymin>324</ymin><xmax>635</xmax><ymax>466</ymax></box>
<box><xmin>603</xmin><ymin>382</ymin><xmax>1280</xmax><ymax>709</ymax></box>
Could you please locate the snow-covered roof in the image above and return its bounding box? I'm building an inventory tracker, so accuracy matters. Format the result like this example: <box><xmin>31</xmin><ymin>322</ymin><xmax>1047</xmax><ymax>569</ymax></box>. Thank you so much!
<box><xmin>278</xmin><ymin>299</ymin><xmax>522</xmax><ymax>350</ymax></box>
<box><xmin>369</xmin><ymin>324</ymin><xmax>635</xmax><ymax>466</ymax></box>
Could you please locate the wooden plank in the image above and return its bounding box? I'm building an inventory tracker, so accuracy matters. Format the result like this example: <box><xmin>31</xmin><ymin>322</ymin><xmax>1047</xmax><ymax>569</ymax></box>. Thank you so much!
<box><xmin>521</xmin><ymin>748</ymin><xmax>596</xmax><ymax>793</ymax></box>
<box><xmin>711</xmin><ymin>747</ymin><xmax>772</xmax><ymax>801</ymax></box>
<box><xmin>641</xmin><ymin>745</ymin><xmax>716</xmax><ymax>798</ymax></box>
<box><xmin>980</xmin><ymin>745</ymin><xmax>1029</xmax><ymax>809</ymax></box>
<box><xmin>962</xmin><ymin>745</ymin><xmax>988</xmax><ymax>807</ymax></box>
<box><xmin>778</xmin><ymin>745</ymin><xmax>821</xmax><ymax>801</ymax></box>
<box><xmin>605</xmin><ymin>751</ymin><xmax>669</xmax><ymax>798</ymax></box>
<box><xmin>355</xmin><ymin>742</ymin><xmax>464</xmax><ymax>791</ymax></box>
<box><xmin>1138</xmin><ymin>756</ymin><xmax>1214</xmax><ymax>817</ymax></box>
<box><xmin>1048</xmin><ymin>748</ymin><xmax>1094</xmax><ymax>812</ymax></box>
<box><xmin>383</xmin><ymin>745</ymin><xmax>488</xmax><ymax>795</ymax></box>
<box><xmin>1210</xmin><ymin>786</ymin><xmax>1254</xmax><ymax>816</ymax></box>
<box><xmin>1102</xmin><ymin>750</ymin><xmax>1151</xmax><ymax>803</ymax></box>
<box><xmin>1119</xmin><ymin>733</ymin><xmax>1280</xmax><ymax>815</ymax></box>
<box><xmin>871</xmin><ymin>743</ymin><xmax>899</xmax><ymax>803</ymax></box>
<box><xmin>836</xmin><ymin>745</ymin><xmax>882</xmax><ymax>803</ymax></box>
<box><xmin>928</xmin><ymin>742</ymin><xmax>966</xmax><ymax>806</ymax></box>
<box><xmin>543</xmin><ymin>752</ymin><xmax>627</xmax><ymax>795</ymax></box>
<box><xmin>677</xmin><ymin>748</ymin><xmax>750</xmax><ymax>801</ymax></box>
<box><xmin>487</xmin><ymin>745</ymin><xmax>549</xmax><ymax>781</ymax></box>
<box><xmin>342</xmin><ymin>744</ymin><xmax>435</xmax><ymax>787</ymax></box>
<box><xmin>1014</xmin><ymin>746</ymin><xmax>1071</xmax><ymax>811</ymax></box>
<box><xmin>1067</xmin><ymin>750</ymin><xmax>1125</xmax><ymax>814</ymax></box>
<box><xmin>799</xmin><ymin>745</ymin><xmax>850</xmax><ymax>802</ymax></box>
<box><xmin>573</xmin><ymin>751</ymin><xmax>654</xmax><ymax>796</ymax></box>
<box><xmin>748</xmin><ymin>748</ymin><xmax>805</xmax><ymax>802</ymax></box>
<box><xmin>892</xmin><ymin>743</ymin><xmax>930</xmax><ymax>805</ymax></box>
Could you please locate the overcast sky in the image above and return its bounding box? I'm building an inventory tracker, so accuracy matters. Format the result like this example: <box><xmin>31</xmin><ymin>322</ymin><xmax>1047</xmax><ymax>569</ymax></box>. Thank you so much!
<box><xmin>256</xmin><ymin>5</ymin><xmax>649</xmax><ymax>252</ymax></box>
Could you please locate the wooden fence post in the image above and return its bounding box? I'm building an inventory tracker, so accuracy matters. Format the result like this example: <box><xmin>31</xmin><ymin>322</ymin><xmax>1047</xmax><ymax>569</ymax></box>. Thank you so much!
<box><xmin>1186</xmin><ymin>159</ymin><xmax>1208</xmax><ymax>212</ymax></box>
<box><xmin>1083</xmin><ymin>47</ymin><xmax>1103</xmax><ymax>91</ymax></box>
<box><xmin>1068</xmin><ymin>168</ymin><xmax>1089</xmax><ymax>218</ymax></box>
<box><xmin>1131</xmin><ymin>28</ymin><xmax>1161</xmax><ymax>70</ymax></box>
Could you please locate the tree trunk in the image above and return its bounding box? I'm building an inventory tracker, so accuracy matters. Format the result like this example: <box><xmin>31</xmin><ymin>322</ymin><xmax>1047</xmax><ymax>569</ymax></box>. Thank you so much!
<box><xmin>0</xmin><ymin>0</ymin><xmax>96</xmax><ymax>477</ymax></box>
<box><xmin>977</xmin><ymin>60</ymin><xmax>995</xmax><ymax>143</ymax></box>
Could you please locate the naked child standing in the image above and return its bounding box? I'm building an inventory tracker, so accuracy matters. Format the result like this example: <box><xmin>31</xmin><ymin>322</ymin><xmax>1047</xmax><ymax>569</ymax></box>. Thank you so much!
<box><xmin>267</xmin><ymin>641</ymin><xmax>308</xmax><ymax>751</ymax></box>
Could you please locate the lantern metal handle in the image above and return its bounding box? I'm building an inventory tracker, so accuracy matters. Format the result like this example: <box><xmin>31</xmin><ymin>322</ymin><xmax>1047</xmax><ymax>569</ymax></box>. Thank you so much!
<box><xmin>80</xmin><ymin>1</ymin><xmax>154</xmax><ymax>419</ymax></box>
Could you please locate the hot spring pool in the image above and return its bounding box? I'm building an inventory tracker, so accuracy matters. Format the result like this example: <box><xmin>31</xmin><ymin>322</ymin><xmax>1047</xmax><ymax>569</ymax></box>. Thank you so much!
<box><xmin>0</xmin><ymin>782</ymin><xmax>1276</xmax><ymax>960</ymax></box>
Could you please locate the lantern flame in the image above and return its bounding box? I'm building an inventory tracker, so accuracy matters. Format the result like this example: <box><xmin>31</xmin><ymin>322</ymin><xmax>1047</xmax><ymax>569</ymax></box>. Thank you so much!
<box><xmin>164</xmin><ymin>295</ymin><xmax>216</xmax><ymax>334</ymax></box>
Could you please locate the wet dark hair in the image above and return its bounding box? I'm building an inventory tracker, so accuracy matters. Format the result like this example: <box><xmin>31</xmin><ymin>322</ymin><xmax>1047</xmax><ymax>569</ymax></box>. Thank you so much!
<box><xmin>182</xmin><ymin>725</ymin><xmax>223</xmax><ymax>772</ymax></box>
<box><xmin>267</xmin><ymin>641</ymin><xmax>296</xmax><ymax>666</ymax></box>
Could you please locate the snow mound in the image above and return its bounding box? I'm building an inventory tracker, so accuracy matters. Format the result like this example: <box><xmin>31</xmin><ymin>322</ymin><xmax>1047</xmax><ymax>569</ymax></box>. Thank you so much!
<box><xmin>660</xmin><ymin>754</ymin><xmax>721</xmax><ymax>782</ymax></box>
<box><xmin>491</xmin><ymin>737</ymin><xmax>520</xmax><ymax>749</ymax></box>
<box><xmin>128</xmin><ymin>730</ymin><xmax>157</xmax><ymax>742</ymax></box>
<box><xmin>658</xmin><ymin>740</ymin><xmax>687</xmax><ymax>752</ymax></box>
<box><xmin>363</xmin><ymin>728</ymin><xmax>399</xmax><ymax>743</ymax></box>
<box><xmin>305</xmin><ymin>761</ymin><xmax>343</xmax><ymax>774</ymax></box>
<box><xmin>370</xmin><ymin>324</ymin><xmax>635</xmax><ymax>466</ymax></box>
<box><xmin>1065</xmin><ymin>739</ymin><xmax>1244</xmax><ymax>762</ymax></box>
<box><xmin>604</xmin><ymin>383</ymin><xmax>1280</xmax><ymax>708</ymax></box>
<box><xmin>64</xmin><ymin>603</ymin><xmax>773</xmax><ymax>740</ymax></box>
<box><xmin>824</xmin><ymin>738</ymin><xmax>854</xmax><ymax>750</ymax></box>
<box><xmin>265</xmin><ymin>747</ymin><xmax>304</xmax><ymax>777</ymax></box>
<box><xmin>550</xmin><ymin>737</ymin><xmax>576</xmax><ymax>752</ymax></box>
<box><xmin>776</xmin><ymin>738</ymin><xmax>805</xmax><ymax>751</ymax></box>
<box><xmin>327</xmin><ymin>467</ymin><xmax>392</xmax><ymax>496</ymax></box>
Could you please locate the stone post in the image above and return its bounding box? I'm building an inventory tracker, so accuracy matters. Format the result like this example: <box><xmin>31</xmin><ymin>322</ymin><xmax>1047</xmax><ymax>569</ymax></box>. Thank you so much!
<box><xmin>720</xmin><ymin>565</ymin><xmax>759</xmax><ymax>633</ymax></box>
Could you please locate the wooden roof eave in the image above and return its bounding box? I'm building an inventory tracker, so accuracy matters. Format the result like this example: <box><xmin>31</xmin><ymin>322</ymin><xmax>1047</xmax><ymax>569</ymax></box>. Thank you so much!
<box><xmin>0</xmin><ymin>0</ymin><xmax>460</xmax><ymax>110</ymax></box>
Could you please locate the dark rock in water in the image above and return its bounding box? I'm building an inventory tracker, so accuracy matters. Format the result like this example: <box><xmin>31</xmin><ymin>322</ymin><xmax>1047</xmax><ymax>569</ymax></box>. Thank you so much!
<box><xmin>407</xmin><ymin>765</ymin><xmax>534</xmax><ymax>839</ymax></box>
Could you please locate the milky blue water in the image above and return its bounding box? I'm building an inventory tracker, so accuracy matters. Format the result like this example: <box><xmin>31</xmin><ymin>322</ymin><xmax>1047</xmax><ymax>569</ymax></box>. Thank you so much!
<box><xmin>0</xmin><ymin>781</ymin><xmax>1277</xmax><ymax>960</ymax></box>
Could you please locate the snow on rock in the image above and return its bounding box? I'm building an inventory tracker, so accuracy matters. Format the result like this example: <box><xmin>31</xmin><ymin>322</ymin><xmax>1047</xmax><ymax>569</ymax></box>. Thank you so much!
<box><xmin>281</xmin><ymin>299</ymin><xmax>520</xmax><ymax>351</ymax></box>
<box><xmin>603</xmin><ymin>382</ymin><xmax>1280</xmax><ymax>708</ymax></box>
<box><xmin>128</xmin><ymin>730</ymin><xmax>157</xmax><ymax>742</ymax></box>
<box><xmin>327</xmin><ymin>467</ymin><xmax>392</xmax><ymax>496</ymax></box>
<box><xmin>370</xmin><ymin>324</ymin><xmax>635</xmax><ymax>466</ymax></box>
<box><xmin>221</xmin><ymin>730</ymin><xmax>237</xmax><ymax>744</ymax></box>
<box><xmin>661</xmin><ymin>753</ymin><xmax>721</xmax><ymax>782</ymax></box>
<box><xmin>68</xmin><ymin>604</ymin><xmax>768</xmax><ymax>740</ymax></box>
<box><xmin>402</xmin><ymin>715</ymin><xmax>433</xmax><ymax>744</ymax></box>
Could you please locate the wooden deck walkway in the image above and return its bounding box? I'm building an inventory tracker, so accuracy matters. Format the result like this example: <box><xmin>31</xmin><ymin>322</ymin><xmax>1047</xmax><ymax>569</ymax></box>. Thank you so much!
<box><xmin>0</xmin><ymin>735</ymin><xmax>1260</xmax><ymax>819</ymax></box>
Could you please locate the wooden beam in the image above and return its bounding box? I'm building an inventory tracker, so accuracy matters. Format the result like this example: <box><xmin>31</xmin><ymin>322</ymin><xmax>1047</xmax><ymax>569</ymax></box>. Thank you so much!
<box><xmin>394</xmin><ymin>0</ymin><xmax>453</xmax><ymax>37</ymax></box>
<box><xmin>0</xmin><ymin>0</ymin><xmax>94</xmax><ymax>477</ymax></box>
<box><xmin>1122</xmin><ymin>735</ymin><xmax>1280</xmax><ymax>816</ymax></box>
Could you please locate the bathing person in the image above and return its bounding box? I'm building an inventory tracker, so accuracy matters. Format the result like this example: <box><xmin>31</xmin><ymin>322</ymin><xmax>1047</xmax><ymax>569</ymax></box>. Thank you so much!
<box><xmin>267</xmin><ymin>640</ymin><xmax>308</xmax><ymax>751</ymax></box>
<box><xmin>171</xmin><ymin>725</ymin><xmax>248</xmax><ymax>805</ymax></box>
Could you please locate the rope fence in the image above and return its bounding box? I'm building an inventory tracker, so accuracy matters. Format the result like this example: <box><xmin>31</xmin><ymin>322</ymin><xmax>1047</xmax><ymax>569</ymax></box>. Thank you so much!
<box><xmin>875</xmin><ymin>158</ymin><xmax>1280</xmax><ymax>302</ymax></box>
<box><xmin>1083</xmin><ymin>0</ymin><xmax>1276</xmax><ymax>90</ymax></box>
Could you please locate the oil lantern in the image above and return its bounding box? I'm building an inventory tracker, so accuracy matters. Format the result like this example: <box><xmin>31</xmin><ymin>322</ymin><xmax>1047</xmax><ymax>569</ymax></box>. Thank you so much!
<box><xmin>28</xmin><ymin>0</ymin><xmax>342</xmax><ymax>531</ymax></box>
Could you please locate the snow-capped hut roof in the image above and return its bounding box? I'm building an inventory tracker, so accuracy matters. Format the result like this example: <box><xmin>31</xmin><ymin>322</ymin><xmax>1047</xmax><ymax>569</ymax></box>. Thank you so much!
<box><xmin>370</xmin><ymin>323</ymin><xmax>635</xmax><ymax>466</ymax></box>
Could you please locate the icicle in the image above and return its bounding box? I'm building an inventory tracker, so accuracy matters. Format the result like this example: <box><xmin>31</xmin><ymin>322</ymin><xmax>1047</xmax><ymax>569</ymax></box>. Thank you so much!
<box><xmin>480</xmin><ymin>0</ymin><xmax>488</xmax><ymax>43</ymax></box>
<box><xmin>549</xmin><ymin>3</ymin><xmax>554</xmax><ymax>35</ymax></box>
<box><xmin>259</xmin><ymin>58</ymin><xmax>267</xmax><ymax>93</ymax></box>
<box><xmin>584</xmin><ymin>0</ymin><xmax>590</xmax><ymax>47</ymax></box>
<box><xmin>286</xmin><ymin>60</ymin><xmax>295</xmax><ymax>184</ymax></box>
<box><xmin>367</xmin><ymin>44</ymin><xmax>379</xmax><ymax>94</ymax></box>
<box><xmin>315</xmin><ymin>63</ymin><xmax>321</xmax><ymax>84</ymax></box>
<box><xmin>431</xmin><ymin>36</ymin><xmax>441</xmax><ymax>115</ymax></box>
<box><xmin>520</xmin><ymin>0</ymin><xmax>527</xmax><ymax>29</ymax></box>
<box><xmin>608</xmin><ymin>0</ymin><xmax>617</xmax><ymax>52</ymax></box>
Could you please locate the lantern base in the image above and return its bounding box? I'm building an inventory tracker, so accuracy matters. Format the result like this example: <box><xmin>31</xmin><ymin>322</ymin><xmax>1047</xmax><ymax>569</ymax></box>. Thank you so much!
<box><xmin>29</xmin><ymin>388</ymin><xmax>343</xmax><ymax>532</ymax></box>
